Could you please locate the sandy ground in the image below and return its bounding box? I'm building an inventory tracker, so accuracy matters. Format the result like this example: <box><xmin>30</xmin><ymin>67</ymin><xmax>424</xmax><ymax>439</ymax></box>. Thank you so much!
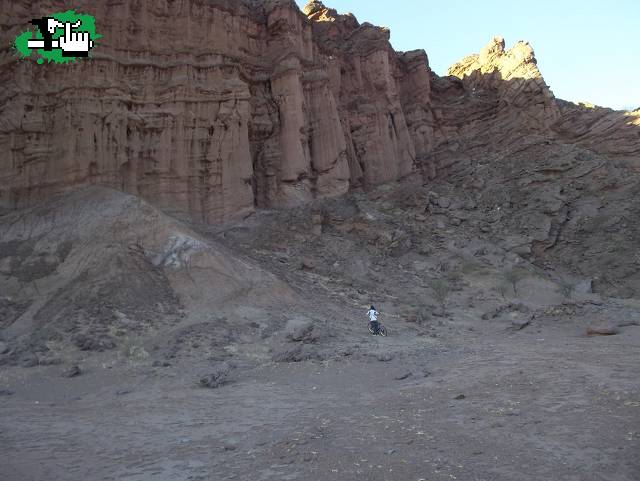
<box><xmin>1</xmin><ymin>183</ymin><xmax>639</xmax><ymax>481</ymax></box>
<box><xmin>2</xmin><ymin>317</ymin><xmax>638</xmax><ymax>481</ymax></box>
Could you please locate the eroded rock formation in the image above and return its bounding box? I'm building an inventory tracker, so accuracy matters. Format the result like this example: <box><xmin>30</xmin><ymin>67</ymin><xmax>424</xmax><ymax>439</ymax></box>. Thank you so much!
<box><xmin>0</xmin><ymin>1</ymin><xmax>637</xmax><ymax>224</ymax></box>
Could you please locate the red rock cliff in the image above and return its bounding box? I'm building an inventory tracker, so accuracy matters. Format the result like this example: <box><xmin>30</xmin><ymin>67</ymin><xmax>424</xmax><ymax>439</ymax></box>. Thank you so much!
<box><xmin>2</xmin><ymin>0</ymin><xmax>433</xmax><ymax>222</ymax></box>
<box><xmin>1</xmin><ymin>1</ymin><xmax>637</xmax><ymax>223</ymax></box>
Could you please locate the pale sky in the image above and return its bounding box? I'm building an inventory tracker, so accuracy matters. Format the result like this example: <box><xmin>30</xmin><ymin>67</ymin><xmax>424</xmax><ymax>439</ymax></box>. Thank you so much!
<box><xmin>295</xmin><ymin>0</ymin><xmax>639</xmax><ymax>110</ymax></box>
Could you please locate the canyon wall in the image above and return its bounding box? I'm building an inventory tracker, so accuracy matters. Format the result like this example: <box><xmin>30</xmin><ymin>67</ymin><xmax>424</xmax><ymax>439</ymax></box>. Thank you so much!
<box><xmin>0</xmin><ymin>0</ymin><xmax>429</xmax><ymax>223</ymax></box>
<box><xmin>1</xmin><ymin>1</ymin><xmax>637</xmax><ymax>223</ymax></box>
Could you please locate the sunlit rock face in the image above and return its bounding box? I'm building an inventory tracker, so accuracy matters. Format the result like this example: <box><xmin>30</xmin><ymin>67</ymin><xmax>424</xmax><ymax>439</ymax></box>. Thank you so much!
<box><xmin>437</xmin><ymin>36</ymin><xmax>561</xmax><ymax>146</ymax></box>
<box><xmin>1</xmin><ymin>0</ymin><xmax>435</xmax><ymax>221</ymax></box>
<box><xmin>1</xmin><ymin>2</ymin><xmax>636</xmax><ymax>223</ymax></box>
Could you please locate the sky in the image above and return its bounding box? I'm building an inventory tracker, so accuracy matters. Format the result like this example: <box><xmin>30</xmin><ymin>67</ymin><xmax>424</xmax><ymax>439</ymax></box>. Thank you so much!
<box><xmin>295</xmin><ymin>0</ymin><xmax>640</xmax><ymax>110</ymax></box>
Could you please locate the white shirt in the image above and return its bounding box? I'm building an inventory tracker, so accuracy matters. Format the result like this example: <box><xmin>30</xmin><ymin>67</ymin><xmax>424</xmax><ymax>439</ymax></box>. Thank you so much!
<box><xmin>367</xmin><ymin>309</ymin><xmax>378</xmax><ymax>322</ymax></box>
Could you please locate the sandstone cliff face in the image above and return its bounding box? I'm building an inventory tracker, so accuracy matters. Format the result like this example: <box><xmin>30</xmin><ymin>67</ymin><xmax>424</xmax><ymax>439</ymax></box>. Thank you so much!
<box><xmin>0</xmin><ymin>0</ymin><xmax>432</xmax><ymax>222</ymax></box>
<box><xmin>1</xmin><ymin>2</ymin><xmax>638</xmax><ymax>225</ymax></box>
<box><xmin>1</xmin><ymin>0</ymin><xmax>265</xmax><ymax>223</ymax></box>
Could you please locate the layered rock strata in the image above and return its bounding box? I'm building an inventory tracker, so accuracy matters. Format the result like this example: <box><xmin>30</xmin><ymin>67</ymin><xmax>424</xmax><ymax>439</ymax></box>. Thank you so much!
<box><xmin>1</xmin><ymin>1</ymin><xmax>637</xmax><ymax>224</ymax></box>
<box><xmin>1</xmin><ymin>0</ymin><xmax>428</xmax><ymax>222</ymax></box>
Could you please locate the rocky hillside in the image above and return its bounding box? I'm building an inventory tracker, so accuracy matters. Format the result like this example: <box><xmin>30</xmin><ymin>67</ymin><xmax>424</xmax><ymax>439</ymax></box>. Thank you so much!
<box><xmin>0</xmin><ymin>186</ymin><xmax>299</xmax><ymax>364</ymax></box>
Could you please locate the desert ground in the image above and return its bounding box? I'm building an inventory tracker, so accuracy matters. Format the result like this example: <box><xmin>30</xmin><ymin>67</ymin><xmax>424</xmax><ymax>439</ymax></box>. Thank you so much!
<box><xmin>1</xmin><ymin>181</ymin><xmax>639</xmax><ymax>481</ymax></box>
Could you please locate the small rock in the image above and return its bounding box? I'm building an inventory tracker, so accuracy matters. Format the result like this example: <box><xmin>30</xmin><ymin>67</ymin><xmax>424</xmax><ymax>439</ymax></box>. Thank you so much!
<box><xmin>272</xmin><ymin>345</ymin><xmax>317</xmax><ymax>363</ymax></box>
<box><xmin>454</xmin><ymin>394</ymin><xmax>466</xmax><ymax>400</ymax></box>
<box><xmin>300</xmin><ymin>258</ymin><xmax>316</xmax><ymax>271</ymax></box>
<box><xmin>394</xmin><ymin>371</ymin><xmax>412</xmax><ymax>381</ymax></box>
<box><xmin>0</xmin><ymin>389</ymin><xmax>14</xmax><ymax>396</ymax></box>
<box><xmin>152</xmin><ymin>360</ymin><xmax>172</xmax><ymax>368</ymax></box>
<box><xmin>437</xmin><ymin>197</ymin><xmax>451</xmax><ymax>209</ymax></box>
<box><xmin>116</xmin><ymin>389</ymin><xmax>132</xmax><ymax>396</ymax></box>
<box><xmin>377</xmin><ymin>353</ymin><xmax>394</xmax><ymax>362</ymax></box>
<box><xmin>511</xmin><ymin>318</ymin><xmax>531</xmax><ymax>330</ymax></box>
<box><xmin>0</xmin><ymin>341</ymin><xmax>8</xmax><ymax>355</ymax></box>
<box><xmin>587</xmin><ymin>323</ymin><xmax>619</xmax><ymax>336</ymax></box>
<box><xmin>288</xmin><ymin>322</ymin><xmax>318</xmax><ymax>344</ymax></box>
<box><xmin>62</xmin><ymin>365</ymin><xmax>81</xmax><ymax>378</ymax></box>
<box><xmin>199</xmin><ymin>362</ymin><xmax>231</xmax><ymax>388</ymax></box>
<box><xmin>73</xmin><ymin>334</ymin><xmax>116</xmax><ymax>352</ymax></box>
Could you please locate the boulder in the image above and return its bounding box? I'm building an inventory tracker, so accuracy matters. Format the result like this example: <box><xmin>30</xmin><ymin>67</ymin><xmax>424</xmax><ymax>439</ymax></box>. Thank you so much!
<box><xmin>300</xmin><ymin>258</ymin><xmax>316</xmax><ymax>271</ymax></box>
<box><xmin>73</xmin><ymin>334</ymin><xmax>116</xmax><ymax>352</ymax></box>
<box><xmin>199</xmin><ymin>362</ymin><xmax>231</xmax><ymax>388</ymax></box>
<box><xmin>272</xmin><ymin>345</ymin><xmax>317</xmax><ymax>363</ymax></box>
<box><xmin>587</xmin><ymin>323</ymin><xmax>619</xmax><ymax>336</ymax></box>
<box><xmin>511</xmin><ymin>317</ymin><xmax>531</xmax><ymax>330</ymax></box>
<box><xmin>288</xmin><ymin>322</ymin><xmax>319</xmax><ymax>344</ymax></box>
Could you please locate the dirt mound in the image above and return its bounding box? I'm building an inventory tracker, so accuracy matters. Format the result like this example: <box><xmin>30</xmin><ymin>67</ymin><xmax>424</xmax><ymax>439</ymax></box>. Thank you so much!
<box><xmin>0</xmin><ymin>186</ymin><xmax>297</xmax><ymax>364</ymax></box>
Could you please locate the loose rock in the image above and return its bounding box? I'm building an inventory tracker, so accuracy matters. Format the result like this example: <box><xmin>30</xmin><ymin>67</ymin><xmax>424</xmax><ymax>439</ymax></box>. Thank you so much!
<box><xmin>377</xmin><ymin>352</ymin><xmax>394</xmax><ymax>362</ymax></box>
<box><xmin>272</xmin><ymin>345</ymin><xmax>317</xmax><ymax>363</ymax></box>
<box><xmin>587</xmin><ymin>323</ymin><xmax>619</xmax><ymax>336</ymax></box>
<box><xmin>62</xmin><ymin>365</ymin><xmax>82</xmax><ymax>378</ymax></box>
<box><xmin>199</xmin><ymin>362</ymin><xmax>231</xmax><ymax>388</ymax></box>
<box><xmin>287</xmin><ymin>322</ymin><xmax>319</xmax><ymax>344</ymax></box>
